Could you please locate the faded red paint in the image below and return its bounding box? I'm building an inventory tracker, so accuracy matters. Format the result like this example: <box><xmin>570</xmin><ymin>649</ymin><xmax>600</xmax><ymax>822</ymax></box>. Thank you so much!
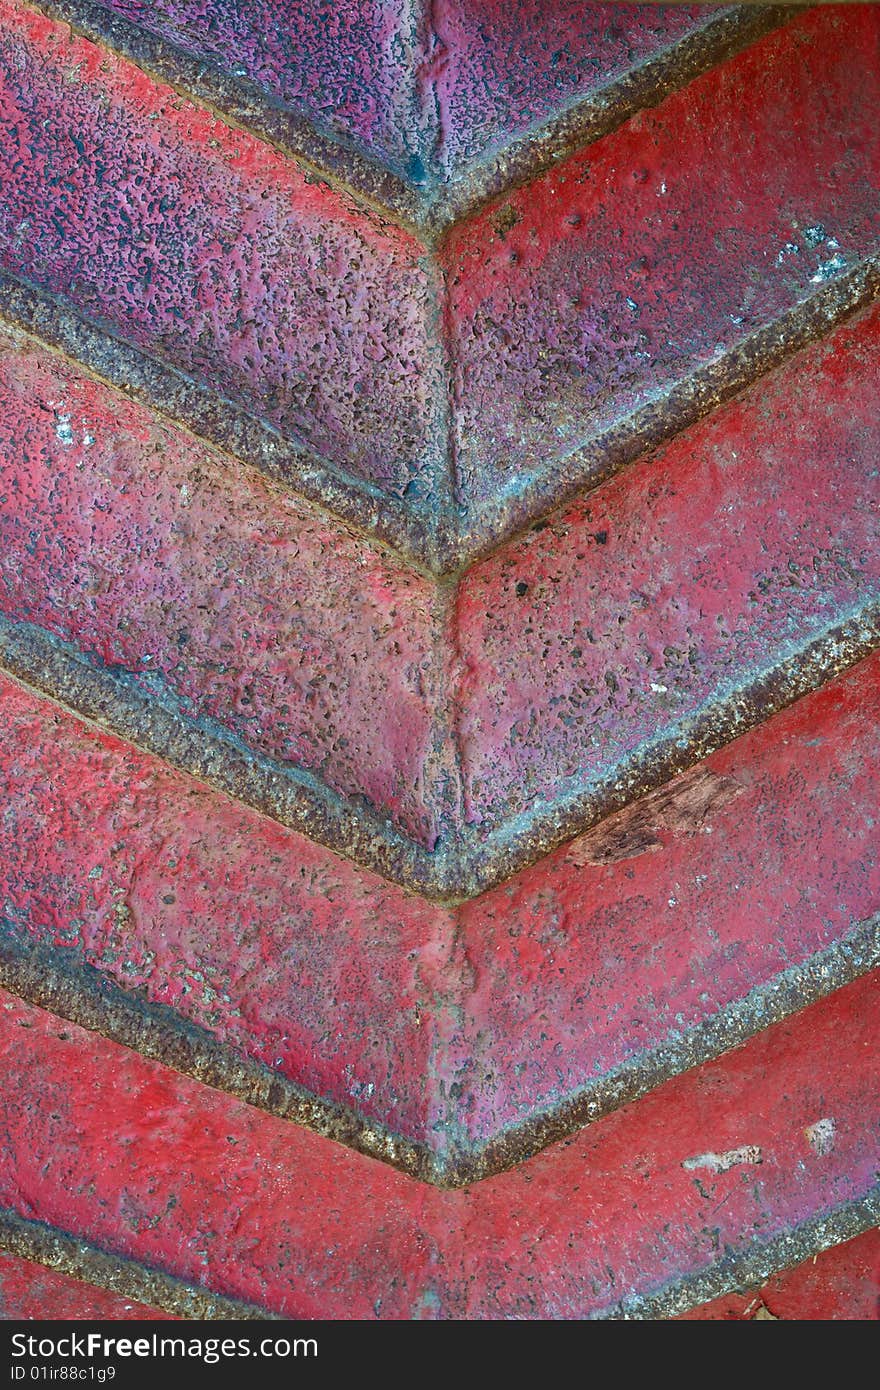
<box><xmin>456</xmin><ymin>301</ymin><xmax>880</xmax><ymax>832</ymax></box>
<box><xmin>427</xmin><ymin>1</ymin><xmax>710</xmax><ymax>179</ymax></box>
<box><xmin>442</xmin><ymin>6</ymin><xmax>880</xmax><ymax>508</ymax></box>
<box><xmin>0</xmin><ymin>0</ymin><xmax>876</xmax><ymax>1323</ymax></box>
<box><xmin>0</xmin><ymin>671</ymin><xmax>447</xmax><ymax>1143</ymax></box>
<box><xmin>0</xmin><ymin>0</ymin><xmax>442</xmax><ymax>496</ymax></box>
<box><xmin>0</xmin><ymin>329</ymin><xmax>446</xmax><ymax>846</ymax></box>
<box><xmin>1</xmin><ymin>646</ymin><xmax>878</xmax><ymax>1160</ymax></box>
<box><xmin>450</xmin><ymin>648</ymin><xmax>880</xmax><ymax>1149</ymax></box>
<box><xmin>680</xmin><ymin>1228</ymin><xmax>880</xmax><ymax>1320</ymax></box>
<box><xmin>92</xmin><ymin>1</ymin><xmax>714</xmax><ymax>184</ymax></box>
<box><xmin>0</xmin><ymin>973</ymin><xmax>876</xmax><ymax>1317</ymax></box>
<box><xmin>0</xmin><ymin>1251</ymin><xmax>173</xmax><ymax>1320</ymax></box>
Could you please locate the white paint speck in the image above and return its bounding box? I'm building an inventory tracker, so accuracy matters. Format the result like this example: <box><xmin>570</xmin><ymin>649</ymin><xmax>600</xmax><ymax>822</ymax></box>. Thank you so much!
<box><xmin>811</xmin><ymin>253</ymin><xmax>847</xmax><ymax>284</ymax></box>
<box><xmin>805</xmin><ymin>1117</ymin><xmax>836</xmax><ymax>1156</ymax></box>
<box><xmin>682</xmin><ymin>1145</ymin><xmax>762</xmax><ymax>1174</ymax></box>
<box><xmin>55</xmin><ymin>413</ymin><xmax>74</xmax><ymax>446</ymax></box>
<box><xmin>650</xmin><ymin>682</ymin><xmax>668</xmax><ymax>694</ymax></box>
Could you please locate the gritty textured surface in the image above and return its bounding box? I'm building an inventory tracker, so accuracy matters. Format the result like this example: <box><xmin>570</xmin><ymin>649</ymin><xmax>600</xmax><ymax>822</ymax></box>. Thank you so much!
<box><xmin>679</xmin><ymin>1226</ymin><xmax>880</xmax><ymax>1320</ymax></box>
<box><xmin>0</xmin><ymin>0</ymin><xmax>443</xmax><ymax>497</ymax></box>
<box><xmin>0</xmin><ymin>651</ymin><xmax>877</xmax><ymax>1176</ymax></box>
<box><xmin>0</xmin><ymin>329</ymin><xmax>447</xmax><ymax>846</ymax></box>
<box><xmin>0</xmin><ymin>669</ymin><xmax>446</xmax><ymax>1146</ymax></box>
<box><xmin>85</xmin><ymin>0</ymin><xmax>714</xmax><ymax>187</ymax></box>
<box><xmin>425</xmin><ymin>0</ymin><xmax>711</xmax><ymax>181</ymax></box>
<box><xmin>0</xmin><ymin>0</ymin><xmax>877</xmax><ymax>1325</ymax></box>
<box><xmin>0</xmin><ymin>1208</ymin><xmax>270</xmax><ymax>1319</ymax></box>
<box><xmin>455</xmin><ymin>301</ymin><xmax>880</xmax><ymax>834</ymax></box>
<box><xmin>442</xmin><ymin>7</ymin><xmax>880</xmax><ymax>510</ymax></box>
<box><xmin>0</xmin><ymin>301</ymin><xmax>878</xmax><ymax>893</ymax></box>
<box><xmin>0</xmin><ymin>972</ymin><xmax>876</xmax><ymax>1317</ymax></box>
<box><xmin>0</xmin><ymin>1248</ymin><xmax>173</xmax><ymax>1320</ymax></box>
<box><xmin>448</xmin><ymin>650</ymin><xmax>880</xmax><ymax>1154</ymax></box>
<box><xmin>94</xmin><ymin>0</ymin><xmax>430</xmax><ymax>181</ymax></box>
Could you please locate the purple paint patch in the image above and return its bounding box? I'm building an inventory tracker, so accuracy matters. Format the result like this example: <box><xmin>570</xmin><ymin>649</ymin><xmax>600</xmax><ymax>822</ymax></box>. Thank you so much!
<box><xmin>442</xmin><ymin>8</ymin><xmax>880</xmax><ymax>508</ymax></box>
<box><xmin>97</xmin><ymin>0</ymin><xmax>431</xmax><ymax>179</ymax></box>
<box><xmin>427</xmin><ymin>0</ymin><xmax>711</xmax><ymax>179</ymax></box>
<box><xmin>0</xmin><ymin>331</ymin><xmax>447</xmax><ymax>845</ymax></box>
<box><xmin>0</xmin><ymin>0</ymin><xmax>442</xmax><ymax>496</ymax></box>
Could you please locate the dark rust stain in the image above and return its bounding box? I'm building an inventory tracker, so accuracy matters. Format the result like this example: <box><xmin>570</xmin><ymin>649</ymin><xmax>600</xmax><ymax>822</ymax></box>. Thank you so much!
<box><xmin>568</xmin><ymin>768</ymin><xmax>742</xmax><ymax>867</ymax></box>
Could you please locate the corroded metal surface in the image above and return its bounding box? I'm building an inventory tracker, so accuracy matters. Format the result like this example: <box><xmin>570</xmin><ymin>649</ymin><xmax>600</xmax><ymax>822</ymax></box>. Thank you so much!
<box><xmin>1</xmin><ymin>4</ymin><xmax>876</xmax><ymax>573</ymax></box>
<box><xmin>0</xmin><ymin>298</ymin><xmax>878</xmax><ymax>898</ymax></box>
<box><xmin>28</xmin><ymin>1</ymin><xmax>794</xmax><ymax>233</ymax></box>
<box><xmin>1</xmin><ymin>651</ymin><xmax>878</xmax><ymax>1182</ymax></box>
<box><xmin>0</xmin><ymin>0</ymin><xmax>877</xmax><ymax>1320</ymax></box>
<box><xmin>0</xmin><ymin>973</ymin><xmax>877</xmax><ymax>1317</ymax></box>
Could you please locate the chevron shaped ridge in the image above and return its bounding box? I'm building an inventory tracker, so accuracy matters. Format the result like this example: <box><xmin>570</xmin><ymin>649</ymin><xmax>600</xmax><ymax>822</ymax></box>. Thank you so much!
<box><xmin>0</xmin><ymin>0</ymin><xmax>879</xmax><ymax>1197</ymax></box>
<box><xmin>1</xmin><ymin>1</ymin><xmax>872</xmax><ymax>578</ymax></box>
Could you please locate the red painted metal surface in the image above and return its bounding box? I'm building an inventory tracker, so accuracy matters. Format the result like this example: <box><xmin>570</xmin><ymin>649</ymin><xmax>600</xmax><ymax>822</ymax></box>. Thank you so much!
<box><xmin>0</xmin><ymin>0</ymin><xmax>877</xmax><ymax>1322</ymax></box>
<box><xmin>0</xmin><ymin>328</ymin><xmax>446</xmax><ymax>846</ymax></box>
<box><xmin>1</xmin><ymin>646</ymin><xmax>877</xmax><ymax>1163</ymax></box>
<box><xmin>90</xmin><ymin>1</ymin><xmax>714</xmax><ymax>184</ymax></box>
<box><xmin>451</xmin><ymin>649</ymin><xmax>880</xmax><ymax>1150</ymax></box>
<box><xmin>0</xmin><ymin>971</ymin><xmax>876</xmax><ymax>1318</ymax></box>
<box><xmin>0</xmin><ymin>1252</ymin><xmax>173</xmax><ymax>1320</ymax></box>
<box><xmin>0</xmin><ymin>290</ymin><xmax>877</xmax><ymax>863</ymax></box>
<box><xmin>0</xmin><ymin>0</ymin><xmax>442</xmax><ymax>496</ymax></box>
<box><xmin>0</xmin><ymin>667</ymin><xmax>446</xmax><ymax>1145</ymax></box>
<box><xmin>442</xmin><ymin>6</ymin><xmax>880</xmax><ymax>510</ymax></box>
<box><xmin>680</xmin><ymin>1228</ymin><xmax>880</xmax><ymax>1321</ymax></box>
<box><xmin>455</xmin><ymin>302</ymin><xmax>880</xmax><ymax>835</ymax></box>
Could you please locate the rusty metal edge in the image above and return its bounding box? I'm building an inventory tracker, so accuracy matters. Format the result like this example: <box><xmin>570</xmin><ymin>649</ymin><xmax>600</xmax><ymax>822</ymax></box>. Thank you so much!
<box><xmin>598</xmin><ymin>1188</ymin><xmax>880</xmax><ymax>1320</ymax></box>
<box><xmin>0</xmin><ymin>616</ymin><xmax>445</xmax><ymax>897</ymax></box>
<box><xmin>422</xmin><ymin>5</ymin><xmax>801</xmax><ymax>242</ymax></box>
<box><xmin>442</xmin><ymin>256</ymin><xmax>880</xmax><ymax>572</ymax></box>
<box><xmin>2</xmin><ymin>1193</ymin><xmax>876</xmax><ymax>1322</ymax></box>
<box><xmin>0</xmin><ymin>1208</ymin><xmax>278</xmax><ymax>1320</ymax></box>
<box><xmin>0</xmin><ymin>904</ymin><xmax>875</xmax><ymax>1189</ymax></box>
<box><xmin>16</xmin><ymin>0</ymin><xmax>796</xmax><ymax>244</ymax></box>
<box><xmin>0</xmin><ymin>919</ymin><xmax>436</xmax><ymax>1182</ymax></box>
<box><xmin>0</xmin><ymin>271</ymin><xmax>441</xmax><ymax>578</ymax></box>
<box><xmin>1</xmin><ymin>609</ymin><xmax>878</xmax><ymax>904</ymax></box>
